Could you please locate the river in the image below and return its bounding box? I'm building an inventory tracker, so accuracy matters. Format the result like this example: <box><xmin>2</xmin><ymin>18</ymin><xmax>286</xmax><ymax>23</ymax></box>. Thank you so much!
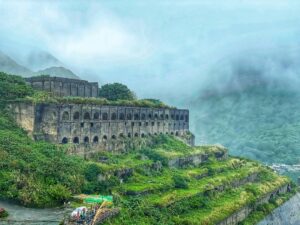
<box><xmin>0</xmin><ymin>200</ymin><xmax>71</xmax><ymax>225</ymax></box>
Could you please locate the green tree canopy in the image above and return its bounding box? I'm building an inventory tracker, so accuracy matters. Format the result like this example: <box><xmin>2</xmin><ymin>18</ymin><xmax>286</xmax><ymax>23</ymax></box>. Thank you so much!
<box><xmin>0</xmin><ymin>72</ymin><xmax>33</xmax><ymax>101</ymax></box>
<box><xmin>98</xmin><ymin>83</ymin><xmax>136</xmax><ymax>101</ymax></box>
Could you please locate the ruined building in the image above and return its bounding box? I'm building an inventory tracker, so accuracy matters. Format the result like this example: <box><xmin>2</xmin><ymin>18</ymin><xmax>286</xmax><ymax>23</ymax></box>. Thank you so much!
<box><xmin>10</xmin><ymin>76</ymin><xmax>194</xmax><ymax>155</ymax></box>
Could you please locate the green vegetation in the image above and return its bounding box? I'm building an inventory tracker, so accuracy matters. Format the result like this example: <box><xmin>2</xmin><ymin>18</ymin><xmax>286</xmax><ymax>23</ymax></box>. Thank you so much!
<box><xmin>98</xmin><ymin>83</ymin><xmax>136</xmax><ymax>101</ymax></box>
<box><xmin>0</xmin><ymin>209</ymin><xmax>8</xmax><ymax>218</ymax></box>
<box><xmin>192</xmin><ymin>87</ymin><xmax>300</xmax><ymax>165</ymax></box>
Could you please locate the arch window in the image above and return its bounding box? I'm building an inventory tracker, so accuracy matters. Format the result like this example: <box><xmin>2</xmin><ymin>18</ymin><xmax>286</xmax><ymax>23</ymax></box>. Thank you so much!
<box><xmin>112</xmin><ymin>135</ymin><xmax>116</xmax><ymax>140</ymax></box>
<box><xmin>141</xmin><ymin>113</ymin><xmax>146</xmax><ymax>120</ymax></box>
<box><xmin>103</xmin><ymin>135</ymin><xmax>107</xmax><ymax>140</ymax></box>
<box><xmin>93</xmin><ymin>112</ymin><xmax>100</xmax><ymax>120</ymax></box>
<box><xmin>62</xmin><ymin>137</ymin><xmax>68</xmax><ymax>144</ymax></box>
<box><xmin>73</xmin><ymin>111</ymin><xmax>80</xmax><ymax>120</ymax></box>
<box><xmin>134</xmin><ymin>113</ymin><xmax>140</xmax><ymax>120</ymax></box>
<box><xmin>185</xmin><ymin>115</ymin><xmax>189</xmax><ymax>122</ymax></box>
<box><xmin>127</xmin><ymin>133</ymin><xmax>131</xmax><ymax>138</ymax></box>
<box><xmin>141</xmin><ymin>133</ymin><xmax>146</xmax><ymax>138</ymax></box>
<box><xmin>93</xmin><ymin>136</ymin><xmax>99</xmax><ymax>143</ymax></box>
<box><xmin>171</xmin><ymin>132</ymin><xmax>174</xmax><ymax>135</ymax></box>
<box><xmin>84</xmin><ymin>136</ymin><xmax>89</xmax><ymax>143</ymax></box>
<box><xmin>180</xmin><ymin>115</ymin><xmax>184</xmax><ymax>120</ymax></box>
<box><xmin>165</xmin><ymin>114</ymin><xmax>169</xmax><ymax>120</ymax></box>
<box><xmin>102</xmin><ymin>112</ymin><xmax>108</xmax><ymax>120</ymax></box>
<box><xmin>62</xmin><ymin>111</ymin><xmax>69</xmax><ymax>121</ymax></box>
<box><xmin>160</xmin><ymin>114</ymin><xmax>164</xmax><ymax>120</ymax></box>
<box><xmin>73</xmin><ymin>137</ymin><xmax>79</xmax><ymax>144</ymax></box>
<box><xmin>111</xmin><ymin>113</ymin><xmax>117</xmax><ymax>120</ymax></box>
<box><xmin>134</xmin><ymin>133</ymin><xmax>139</xmax><ymax>137</ymax></box>
<box><xmin>154</xmin><ymin>114</ymin><xmax>158</xmax><ymax>119</ymax></box>
<box><xmin>176</xmin><ymin>115</ymin><xmax>179</xmax><ymax>121</ymax></box>
<box><xmin>119</xmin><ymin>113</ymin><xmax>125</xmax><ymax>120</ymax></box>
<box><xmin>119</xmin><ymin>133</ymin><xmax>124</xmax><ymax>138</ymax></box>
<box><xmin>171</xmin><ymin>114</ymin><xmax>175</xmax><ymax>120</ymax></box>
<box><xmin>148</xmin><ymin>114</ymin><xmax>152</xmax><ymax>119</ymax></box>
<box><xmin>151</xmin><ymin>122</ymin><xmax>155</xmax><ymax>126</ymax></box>
<box><xmin>84</xmin><ymin>112</ymin><xmax>91</xmax><ymax>120</ymax></box>
<box><xmin>127</xmin><ymin>113</ymin><xmax>132</xmax><ymax>120</ymax></box>
<box><xmin>154</xmin><ymin>133</ymin><xmax>158</xmax><ymax>136</ymax></box>
<box><xmin>175</xmin><ymin>131</ymin><xmax>179</xmax><ymax>136</ymax></box>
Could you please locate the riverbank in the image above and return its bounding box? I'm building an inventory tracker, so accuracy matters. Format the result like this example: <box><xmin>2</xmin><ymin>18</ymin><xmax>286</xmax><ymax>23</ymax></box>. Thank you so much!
<box><xmin>0</xmin><ymin>200</ymin><xmax>71</xmax><ymax>225</ymax></box>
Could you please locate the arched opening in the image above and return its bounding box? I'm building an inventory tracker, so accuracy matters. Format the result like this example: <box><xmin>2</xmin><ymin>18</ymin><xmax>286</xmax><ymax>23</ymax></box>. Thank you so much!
<box><xmin>176</xmin><ymin>115</ymin><xmax>179</xmax><ymax>121</ymax></box>
<box><xmin>134</xmin><ymin>133</ymin><xmax>139</xmax><ymax>137</ymax></box>
<box><xmin>62</xmin><ymin>137</ymin><xmax>68</xmax><ymax>144</ymax></box>
<box><xmin>148</xmin><ymin>114</ymin><xmax>152</xmax><ymax>119</ymax></box>
<box><xmin>180</xmin><ymin>115</ymin><xmax>184</xmax><ymax>120</ymax></box>
<box><xmin>141</xmin><ymin>133</ymin><xmax>146</xmax><ymax>138</ymax></box>
<box><xmin>171</xmin><ymin>132</ymin><xmax>174</xmax><ymax>135</ymax></box>
<box><xmin>141</xmin><ymin>113</ymin><xmax>146</xmax><ymax>120</ymax></box>
<box><xmin>154</xmin><ymin>114</ymin><xmax>158</xmax><ymax>119</ymax></box>
<box><xmin>73</xmin><ymin>137</ymin><xmax>79</xmax><ymax>144</ymax></box>
<box><xmin>134</xmin><ymin>113</ymin><xmax>140</xmax><ymax>120</ymax></box>
<box><xmin>151</xmin><ymin>122</ymin><xmax>155</xmax><ymax>126</ymax></box>
<box><xmin>73</xmin><ymin>111</ymin><xmax>80</xmax><ymax>120</ymax></box>
<box><xmin>62</xmin><ymin>111</ymin><xmax>69</xmax><ymax>121</ymax></box>
<box><xmin>127</xmin><ymin>133</ymin><xmax>131</xmax><ymax>138</ymax></box>
<box><xmin>127</xmin><ymin>113</ymin><xmax>132</xmax><ymax>120</ymax></box>
<box><xmin>93</xmin><ymin>136</ymin><xmax>99</xmax><ymax>143</ymax></box>
<box><xmin>93</xmin><ymin>112</ymin><xmax>100</xmax><ymax>120</ymax></box>
<box><xmin>111</xmin><ymin>113</ymin><xmax>117</xmax><ymax>120</ymax></box>
<box><xmin>154</xmin><ymin>133</ymin><xmax>157</xmax><ymax>136</ymax></box>
<box><xmin>103</xmin><ymin>135</ymin><xmax>107</xmax><ymax>141</ymax></box>
<box><xmin>185</xmin><ymin>115</ymin><xmax>189</xmax><ymax>122</ymax></box>
<box><xmin>171</xmin><ymin>114</ymin><xmax>175</xmax><ymax>120</ymax></box>
<box><xmin>119</xmin><ymin>113</ymin><xmax>125</xmax><ymax>120</ymax></box>
<box><xmin>119</xmin><ymin>133</ymin><xmax>124</xmax><ymax>138</ymax></box>
<box><xmin>166</xmin><ymin>132</ymin><xmax>169</xmax><ymax>135</ymax></box>
<box><xmin>160</xmin><ymin>114</ymin><xmax>164</xmax><ymax>120</ymax></box>
<box><xmin>112</xmin><ymin>135</ymin><xmax>116</xmax><ymax>140</ymax></box>
<box><xmin>84</xmin><ymin>136</ymin><xmax>89</xmax><ymax>143</ymax></box>
<box><xmin>175</xmin><ymin>131</ymin><xmax>179</xmax><ymax>136</ymax></box>
<box><xmin>165</xmin><ymin>114</ymin><xmax>169</xmax><ymax>120</ymax></box>
<box><xmin>102</xmin><ymin>112</ymin><xmax>108</xmax><ymax>120</ymax></box>
<box><xmin>84</xmin><ymin>112</ymin><xmax>91</xmax><ymax>120</ymax></box>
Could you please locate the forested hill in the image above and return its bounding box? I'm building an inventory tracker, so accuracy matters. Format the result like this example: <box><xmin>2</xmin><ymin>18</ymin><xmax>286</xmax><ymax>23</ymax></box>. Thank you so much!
<box><xmin>191</xmin><ymin>86</ymin><xmax>300</xmax><ymax>166</ymax></box>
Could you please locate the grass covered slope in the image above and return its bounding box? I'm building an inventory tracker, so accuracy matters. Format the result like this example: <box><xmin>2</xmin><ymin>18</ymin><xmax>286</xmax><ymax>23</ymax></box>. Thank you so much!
<box><xmin>100</xmin><ymin>137</ymin><xmax>293</xmax><ymax>225</ymax></box>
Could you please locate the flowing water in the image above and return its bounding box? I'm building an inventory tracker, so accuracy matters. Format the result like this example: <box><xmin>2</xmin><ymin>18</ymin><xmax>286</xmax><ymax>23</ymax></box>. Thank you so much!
<box><xmin>0</xmin><ymin>200</ymin><xmax>71</xmax><ymax>225</ymax></box>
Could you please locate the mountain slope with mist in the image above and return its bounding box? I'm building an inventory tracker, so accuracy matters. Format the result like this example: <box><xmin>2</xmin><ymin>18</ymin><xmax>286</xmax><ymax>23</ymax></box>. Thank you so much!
<box><xmin>190</xmin><ymin>54</ymin><xmax>300</xmax><ymax>168</ymax></box>
<box><xmin>0</xmin><ymin>50</ymin><xmax>79</xmax><ymax>79</ymax></box>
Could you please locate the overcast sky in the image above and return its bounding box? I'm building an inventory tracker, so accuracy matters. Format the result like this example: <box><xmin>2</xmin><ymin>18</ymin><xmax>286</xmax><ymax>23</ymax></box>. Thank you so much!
<box><xmin>1</xmin><ymin>0</ymin><xmax>300</xmax><ymax>103</ymax></box>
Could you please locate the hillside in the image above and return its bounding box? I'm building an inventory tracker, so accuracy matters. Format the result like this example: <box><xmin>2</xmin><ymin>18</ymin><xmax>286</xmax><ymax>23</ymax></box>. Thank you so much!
<box><xmin>0</xmin><ymin>72</ymin><xmax>295</xmax><ymax>225</ymax></box>
<box><xmin>191</xmin><ymin>86</ymin><xmax>300</xmax><ymax>178</ymax></box>
<box><xmin>0</xmin><ymin>51</ymin><xmax>33</xmax><ymax>77</ymax></box>
<box><xmin>35</xmin><ymin>66</ymin><xmax>80</xmax><ymax>79</ymax></box>
<box><xmin>24</xmin><ymin>50</ymin><xmax>63</xmax><ymax>71</ymax></box>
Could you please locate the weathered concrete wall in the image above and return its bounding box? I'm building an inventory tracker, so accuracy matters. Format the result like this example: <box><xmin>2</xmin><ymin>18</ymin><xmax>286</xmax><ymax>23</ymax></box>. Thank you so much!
<box><xmin>9</xmin><ymin>102</ymin><xmax>194</xmax><ymax>153</ymax></box>
<box><xmin>8</xmin><ymin>103</ymin><xmax>35</xmax><ymax>138</ymax></box>
<box><xmin>25</xmin><ymin>76</ymin><xmax>98</xmax><ymax>98</ymax></box>
<box><xmin>217</xmin><ymin>184</ymin><xmax>291</xmax><ymax>225</ymax></box>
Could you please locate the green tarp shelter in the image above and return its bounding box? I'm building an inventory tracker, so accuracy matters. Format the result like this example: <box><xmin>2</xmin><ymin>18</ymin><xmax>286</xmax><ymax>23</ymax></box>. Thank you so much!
<box><xmin>83</xmin><ymin>195</ymin><xmax>113</xmax><ymax>204</ymax></box>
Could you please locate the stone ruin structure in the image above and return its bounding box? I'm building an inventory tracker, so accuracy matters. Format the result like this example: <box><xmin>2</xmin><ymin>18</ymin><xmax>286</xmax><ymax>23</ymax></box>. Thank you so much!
<box><xmin>10</xmin><ymin>76</ymin><xmax>194</xmax><ymax>154</ymax></box>
<box><xmin>25</xmin><ymin>76</ymin><xmax>99</xmax><ymax>97</ymax></box>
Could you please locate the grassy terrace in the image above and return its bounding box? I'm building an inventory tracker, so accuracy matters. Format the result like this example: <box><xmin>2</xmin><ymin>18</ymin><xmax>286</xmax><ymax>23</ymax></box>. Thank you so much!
<box><xmin>116</xmin><ymin>158</ymin><xmax>252</xmax><ymax>196</ymax></box>
<box><xmin>173</xmin><ymin>173</ymin><xmax>289</xmax><ymax>225</ymax></box>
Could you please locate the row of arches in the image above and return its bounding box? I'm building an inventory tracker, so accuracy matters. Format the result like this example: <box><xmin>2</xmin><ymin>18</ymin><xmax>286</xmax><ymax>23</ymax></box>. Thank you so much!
<box><xmin>62</xmin><ymin>111</ymin><xmax>189</xmax><ymax>122</ymax></box>
<box><xmin>61</xmin><ymin>131</ymin><xmax>180</xmax><ymax>144</ymax></box>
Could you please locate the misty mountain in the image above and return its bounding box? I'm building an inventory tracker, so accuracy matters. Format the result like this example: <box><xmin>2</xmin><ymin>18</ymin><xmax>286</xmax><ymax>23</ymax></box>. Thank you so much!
<box><xmin>0</xmin><ymin>51</ymin><xmax>80</xmax><ymax>79</ymax></box>
<box><xmin>35</xmin><ymin>66</ymin><xmax>80</xmax><ymax>79</ymax></box>
<box><xmin>0</xmin><ymin>51</ymin><xmax>33</xmax><ymax>77</ymax></box>
<box><xmin>24</xmin><ymin>50</ymin><xmax>63</xmax><ymax>71</ymax></box>
<box><xmin>191</xmin><ymin>86</ymin><xmax>300</xmax><ymax>166</ymax></box>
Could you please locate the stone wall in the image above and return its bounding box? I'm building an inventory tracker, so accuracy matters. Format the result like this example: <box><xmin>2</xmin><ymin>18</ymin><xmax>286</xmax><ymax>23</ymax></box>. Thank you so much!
<box><xmin>9</xmin><ymin>102</ymin><xmax>194</xmax><ymax>152</ymax></box>
<box><xmin>25</xmin><ymin>76</ymin><xmax>98</xmax><ymax>98</ymax></box>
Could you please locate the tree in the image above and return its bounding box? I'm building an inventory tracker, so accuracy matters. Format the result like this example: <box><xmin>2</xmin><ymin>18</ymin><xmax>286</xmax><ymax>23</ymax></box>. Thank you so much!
<box><xmin>98</xmin><ymin>83</ymin><xmax>136</xmax><ymax>101</ymax></box>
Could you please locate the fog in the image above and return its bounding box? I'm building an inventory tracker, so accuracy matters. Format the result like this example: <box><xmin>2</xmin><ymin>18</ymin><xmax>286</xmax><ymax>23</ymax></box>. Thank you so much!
<box><xmin>1</xmin><ymin>0</ymin><xmax>300</xmax><ymax>104</ymax></box>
